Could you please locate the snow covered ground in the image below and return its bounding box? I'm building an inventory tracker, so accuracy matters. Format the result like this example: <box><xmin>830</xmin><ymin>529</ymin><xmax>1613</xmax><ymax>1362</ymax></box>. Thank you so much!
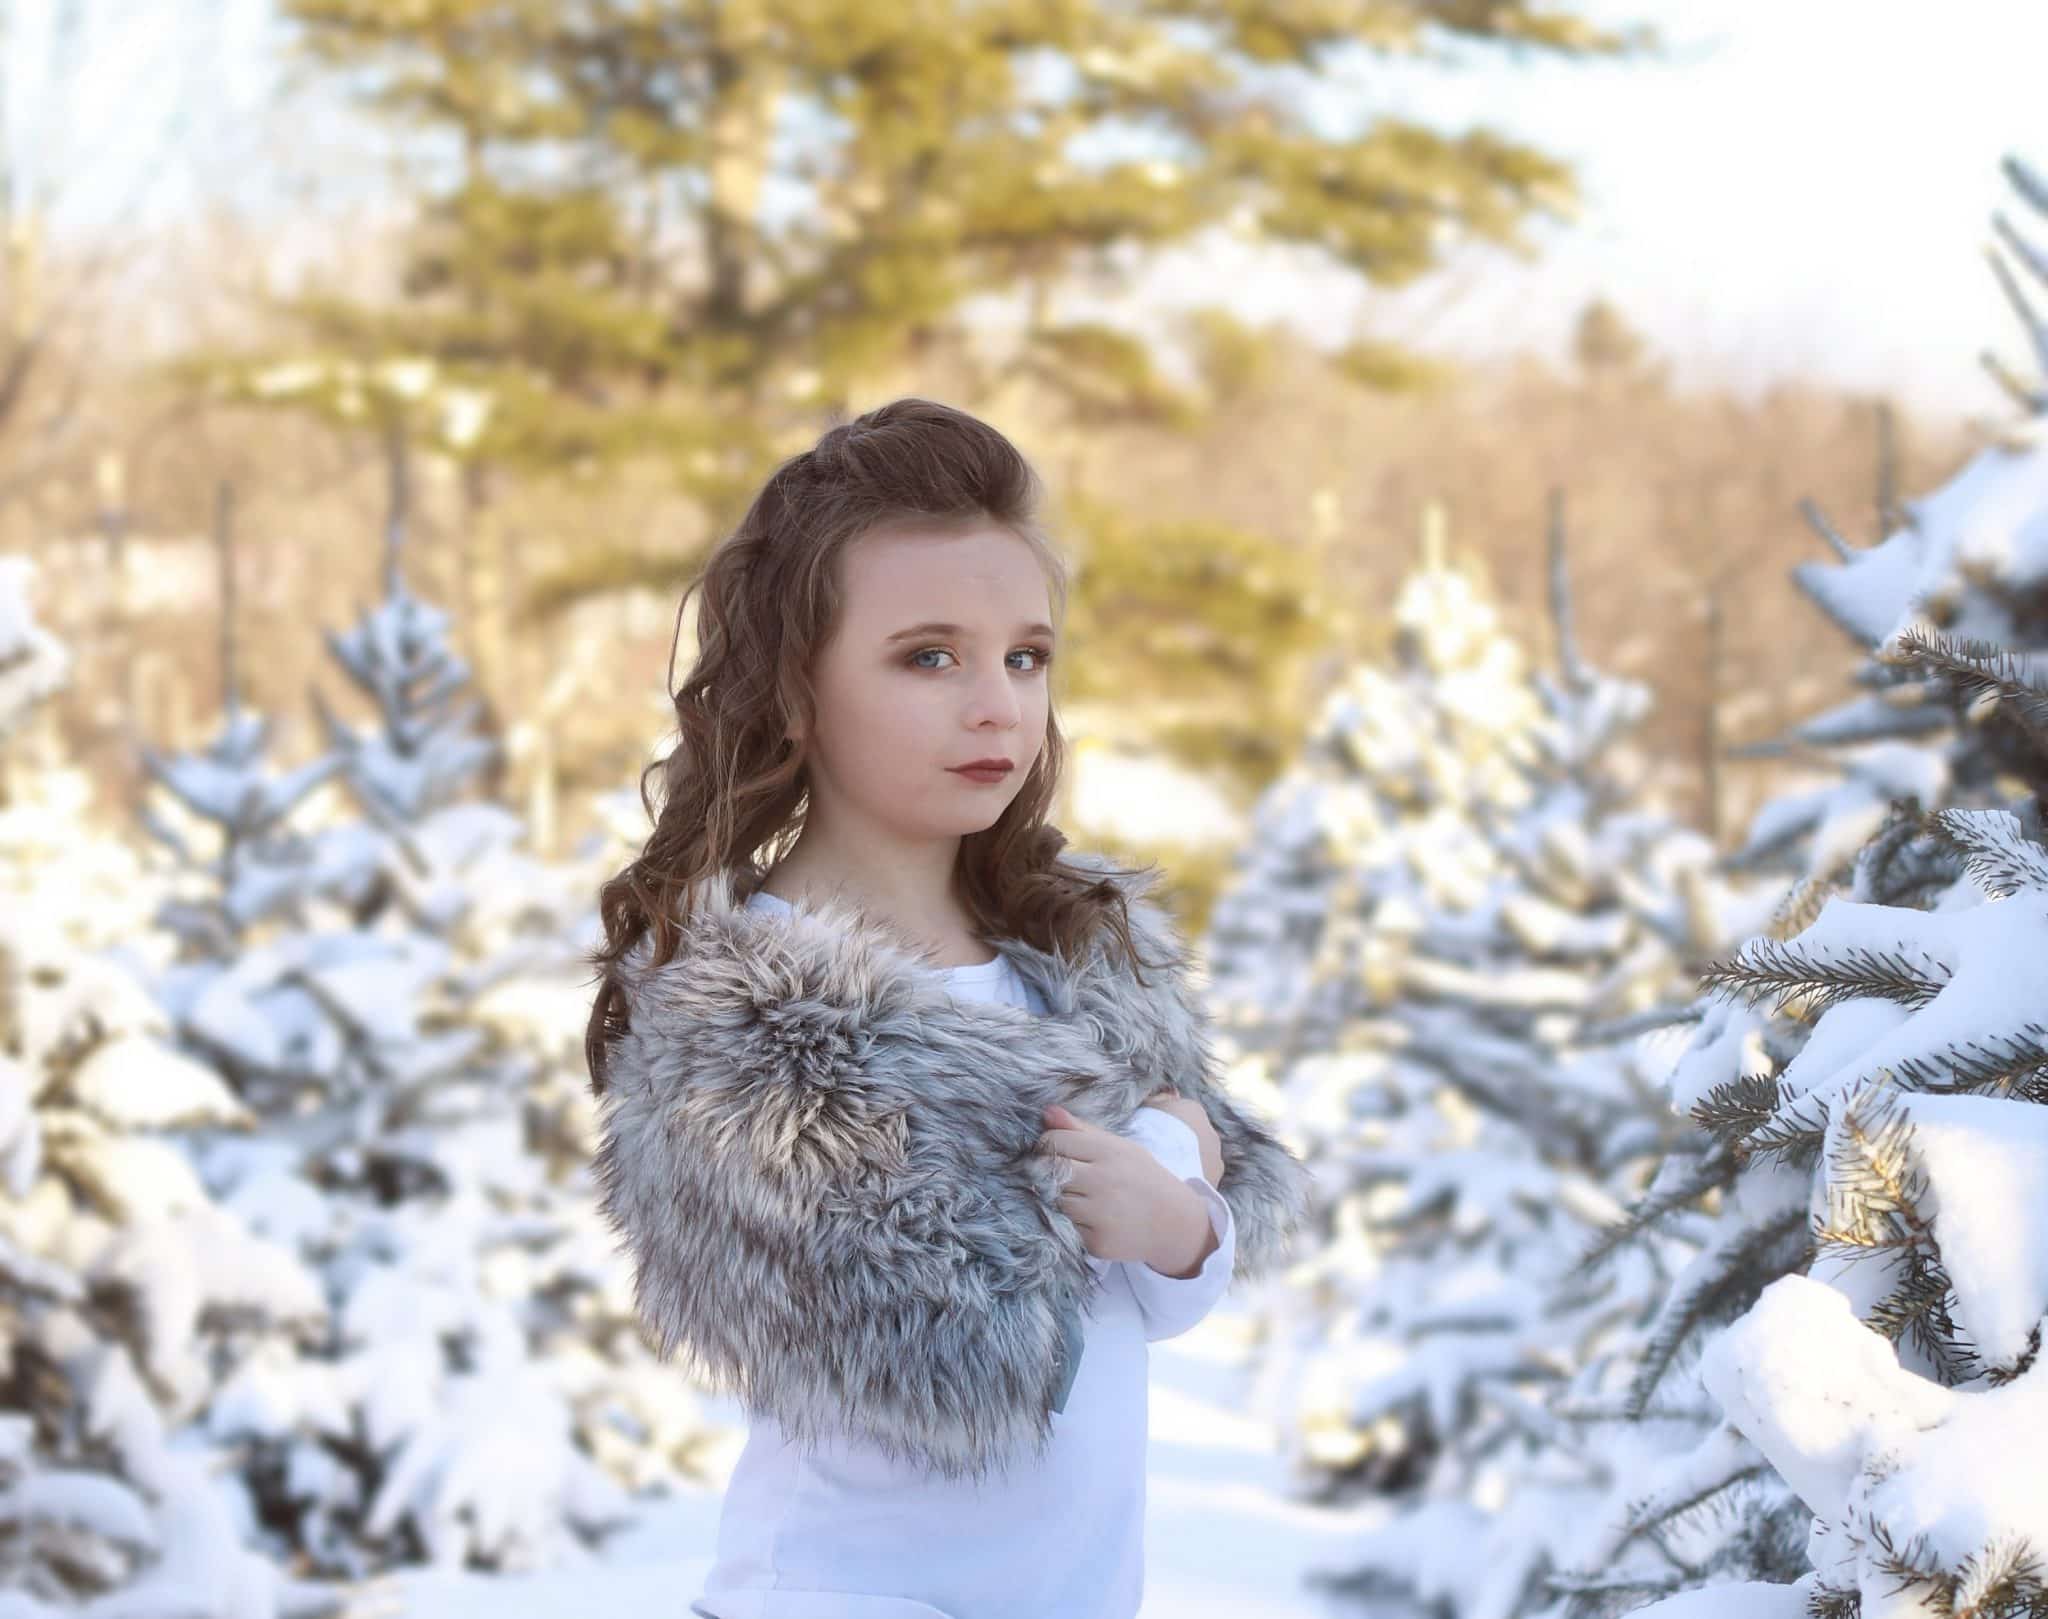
<box><xmin>357</xmin><ymin>1294</ymin><xmax>1389</xmax><ymax>1619</ymax></box>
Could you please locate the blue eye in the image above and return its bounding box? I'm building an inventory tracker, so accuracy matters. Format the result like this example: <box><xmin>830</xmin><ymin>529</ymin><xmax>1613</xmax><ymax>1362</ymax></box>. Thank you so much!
<box><xmin>908</xmin><ymin>647</ymin><xmax>1055</xmax><ymax>673</ymax></box>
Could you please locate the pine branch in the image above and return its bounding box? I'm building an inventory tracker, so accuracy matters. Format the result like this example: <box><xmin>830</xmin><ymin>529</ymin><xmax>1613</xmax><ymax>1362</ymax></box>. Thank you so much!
<box><xmin>1818</xmin><ymin>1080</ymin><xmax>2035</xmax><ymax>1385</ymax></box>
<box><xmin>2007</xmin><ymin>151</ymin><xmax>2048</xmax><ymax>221</ymax></box>
<box><xmin>1924</xmin><ymin>805</ymin><xmax>2048</xmax><ymax>900</ymax></box>
<box><xmin>1609</xmin><ymin>1453</ymin><xmax>1770</xmax><ymax>1564</ymax></box>
<box><xmin>1985</xmin><ymin>1322</ymin><xmax>2042</xmax><ymax>1388</ymax></box>
<box><xmin>1854</xmin><ymin>797</ymin><xmax>1960</xmax><ymax>908</ymax></box>
<box><xmin>1817</xmin><ymin>1080</ymin><xmax>1932</xmax><ymax>1255</ymax></box>
<box><xmin>1550</xmin><ymin>1569</ymin><xmax>1688</xmax><ymax>1619</ymax></box>
<box><xmin>1861</xmin><ymin>1251</ymin><xmax>1981</xmax><ymax>1385</ymax></box>
<box><xmin>1689</xmin><ymin>1071</ymin><xmax>1780</xmax><ymax>1144</ymax></box>
<box><xmin>1865</xmin><ymin>1520</ymin><xmax>1951</xmax><ymax>1613</ymax></box>
<box><xmin>1804</xmin><ymin>1584</ymin><xmax>1859</xmax><ymax>1619</ymax></box>
<box><xmin>1699</xmin><ymin>935</ymin><xmax>1951</xmax><ymax>1016</ymax></box>
<box><xmin>1551</xmin><ymin>1394</ymin><xmax>1719</xmax><ymax>1425</ymax></box>
<box><xmin>1625</xmin><ymin>1206</ymin><xmax>1812</xmax><ymax>1416</ymax></box>
<box><xmin>1301</xmin><ymin>1564</ymin><xmax>1442</xmax><ymax>1619</ymax></box>
<box><xmin>1576</xmin><ymin>1003</ymin><xmax>1706</xmax><ymax>1046</ymax></box>
<box><xmin>1884</xmin><ymin>627</ymin><xmax>2048</xmax><ymax>757</ymax></box>
<box><xmin>1882</xmin><ymin>1024</ymin><xmax>2048</xmax><ymax>1096</ymax></box>
<box><xmin>1569</xmin><ymin>1140</ymin><xmax>1737</xmax><ymax>1279</ymax></box>
<box><xmin>1798</xmin><ymin>495</ymin><xmax>1859</xmax><ymax>563</ymax></box>
<box><xmin>1947</xmin><ymin>1530</ymin><xmax>2048</xmax><ymax>1619</ymax></box>
<box><xmin>1712</xmin><ymin>1490</ymin><xmax>1816</xmax><ymax>1587</ymax></box>
<box><xmin>1768</xmin><ymin>873</ymin><xmax>1840</xmax><ymax>942</ymax></box>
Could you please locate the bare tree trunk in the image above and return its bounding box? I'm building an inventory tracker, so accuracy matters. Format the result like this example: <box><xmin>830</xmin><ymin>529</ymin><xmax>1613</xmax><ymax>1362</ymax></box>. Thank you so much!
<box><xmin>1702</xmin><ymin>584</ymin><xmax>1725</xmax><ymax>845</ymax></box>
<box><xmin>460</xmin><ymin>459</ymin><xmax>506</xmax><ymax>707</ymax></box>
<box><xmin>705</xmin><ymin>6</ymin><xmax>780</xmax><ymax>326</ymax></box>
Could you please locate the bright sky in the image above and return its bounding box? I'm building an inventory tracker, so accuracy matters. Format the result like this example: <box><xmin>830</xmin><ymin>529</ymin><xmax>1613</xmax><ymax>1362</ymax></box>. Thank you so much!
<box><xmin>1108</xmin><ymin>0</ymin><xmax>2048</xmax><ymax>419</ymax></box>
<box><xmin>13</xmin><ymin>0</ymin><xmax>2045</xmax><ymax>422</ymax></box>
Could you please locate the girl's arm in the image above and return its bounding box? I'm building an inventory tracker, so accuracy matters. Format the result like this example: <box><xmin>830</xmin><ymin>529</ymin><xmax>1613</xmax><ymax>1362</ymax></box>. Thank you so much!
<box><xmin>1119</xmin><ymin>1108</ymin><xmax>1237</xmax><ymax>1342</ymax></box>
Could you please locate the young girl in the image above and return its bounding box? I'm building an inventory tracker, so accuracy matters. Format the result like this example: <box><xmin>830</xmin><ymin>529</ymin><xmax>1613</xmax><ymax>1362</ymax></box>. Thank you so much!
<box><xmin>582</xmin><ymin>398</ymin><xmax>1313</xmax><ymax>1619</ymax></box>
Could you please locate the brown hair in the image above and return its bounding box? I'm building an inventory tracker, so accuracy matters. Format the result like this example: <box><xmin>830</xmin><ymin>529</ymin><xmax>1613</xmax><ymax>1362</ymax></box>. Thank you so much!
<box><xmin>582</xmin><ymin>397</ymin><xmax>1178</xmax><ymax>1096</ymax></box>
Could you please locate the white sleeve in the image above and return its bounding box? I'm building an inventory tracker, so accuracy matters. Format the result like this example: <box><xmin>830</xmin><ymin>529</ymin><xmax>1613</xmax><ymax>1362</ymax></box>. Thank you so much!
<box><xmin>1116</xmin><ymin>1108</ymin><xmax>1237</xmax><ymax>1343</ymax></box>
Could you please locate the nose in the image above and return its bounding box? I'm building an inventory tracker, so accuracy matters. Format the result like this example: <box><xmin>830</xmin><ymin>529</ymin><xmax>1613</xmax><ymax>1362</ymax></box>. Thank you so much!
<box><xmin>964</xmin><ymin>660</ymin><xmax>1025</xmax><ymax>728</ymax></box>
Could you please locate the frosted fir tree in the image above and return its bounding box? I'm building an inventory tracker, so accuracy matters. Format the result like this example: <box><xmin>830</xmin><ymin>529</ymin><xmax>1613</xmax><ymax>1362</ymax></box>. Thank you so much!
<box><xmin>1722</xmin><ymin>152</ymin><xmax>2048</xmax><ymax>893</ymax></box>
<box><xmin>300</xmin><ymin>428</ymin><xmax>609</xmax><ymax>1073</ymax></box>
<box><xmin>1</xmin><ymin>559</ymin><xmax>347</xmax><ymax>1618</ymax></box>
<box><xmin>308</xmin><ymin>426</ymin><xmax>524</xmax><ymax>943</ymax></box>
<box><xmin>142</xmin><ymin>470</ymin><xmax>512</xmax><ymax>1117</ymax></box>
<box><xmin>1201</xmin><ymin>502</ymin><xmax>1567</xmax><ymax>1069</ymax></box>
<box><xmin>100</xmin><ymin>456</ymin><xmax>691</xmax><ymax>1575</ymax></box>
<box><xmin>1591</xmin><ymin>660</ymin><xmax>2048</xmax><ymax>1619</ymax></box>
<box><xmin>137</xmin><ymin>483</ymin><xmax>391</xmax><ymax>1108</ymax></box>
<box><xmin>1207</xmin><ymin>503</ymin><xmax>1778</xmax><ymax>1618</ymax></box>
<box><xmin>1529</xmin><ymin>154</ymin><xmax>2048</xmax><ymax>1619</ymax></box>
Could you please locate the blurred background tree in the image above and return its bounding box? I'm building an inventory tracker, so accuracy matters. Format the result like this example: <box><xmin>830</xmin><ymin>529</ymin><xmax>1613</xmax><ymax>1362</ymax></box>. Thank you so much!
<box><xmin>179</xmin><ymin>0</ymin><xmax>1651</xmax><ymax>825</ymax></box>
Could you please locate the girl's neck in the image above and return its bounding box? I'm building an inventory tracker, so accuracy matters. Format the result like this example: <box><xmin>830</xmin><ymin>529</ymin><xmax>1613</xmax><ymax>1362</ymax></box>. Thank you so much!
<box><xmin>756</xmin><ymin>857</ymin><xmax>996</xmax><ymax>970</ymax></box>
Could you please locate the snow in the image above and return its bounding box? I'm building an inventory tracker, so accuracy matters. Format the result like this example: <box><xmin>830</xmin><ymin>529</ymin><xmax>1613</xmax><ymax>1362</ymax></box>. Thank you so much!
<box><xmin>1702</xmin><ymin>1277</ymin><xmax>1954</xmax><ymax>1515</ymax></box>
<box><xmin>1791</xmin><ymin>438</ymin><xmax>2048</xmax><ymax>654</ymax></box>
<box><xmin>1632</xmin><ymin>1580</ymin><xmax>1815</xmax><ymax>1619</ymax></box>
<box><xmin>1737</xmin><ymin>880</ymin><xmax>2048</xmax><ymax>1119</ymax></box>
<box><xmin>65</xmin><ymin>1035</ymin><xmax>256</xmax><ymax>1132</ymax></box>
<box><xmin>1889</xmin><ymin>1090</ymin><xmax>2048</xmax><ymax>1368</ymax></box>
<box><xmin>1699</xmin><ymin>1274</ymin><xmax>2048</xmax><ymax>1614</ymax></box>
<box><xmin>0</xmin><ymin>1468</ymin><xmax>157</xmax><ymax>1553</ymax></box>
<box><xmin>1725</xmin><ymin>743</ymin><xmax>1951</xmax><ymax>882</ymax></box>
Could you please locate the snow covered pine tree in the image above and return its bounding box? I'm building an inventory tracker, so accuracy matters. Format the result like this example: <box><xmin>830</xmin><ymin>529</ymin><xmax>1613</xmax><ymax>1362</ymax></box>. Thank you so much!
<box><xmin>1621</xmin><ymin>675</ymin><xmax>2048</xmax><ymax>1619</ymax></box>
<box><xmin>1542</xmin><ymin>152</ymin><xmax>2048</xmax><ymax>1619</ymax></box>
<box><xmin>1199</xmin><ymin>508</ymin><xmax>1779</xmax><ymax>1616</ymax></box>
<box><xmin>2</xmin><ymin>556</ymin><xmax>346</xmax><ymax>1617</ymax></box>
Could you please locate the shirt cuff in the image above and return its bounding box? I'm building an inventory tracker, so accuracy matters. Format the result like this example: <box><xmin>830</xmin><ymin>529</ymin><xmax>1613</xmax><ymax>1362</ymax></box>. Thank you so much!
<box><xmin>1121</xmin><ymin>1176</ymin><xmax>1236</xmax><ymax>1342</ymax></box>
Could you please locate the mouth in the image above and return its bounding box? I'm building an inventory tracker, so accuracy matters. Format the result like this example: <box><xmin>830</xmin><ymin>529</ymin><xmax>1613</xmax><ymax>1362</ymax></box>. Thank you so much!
<box><xmin>948</xmin><ymin>761</ymin><xmax>1015</xmax><ymax>781</ymax></box>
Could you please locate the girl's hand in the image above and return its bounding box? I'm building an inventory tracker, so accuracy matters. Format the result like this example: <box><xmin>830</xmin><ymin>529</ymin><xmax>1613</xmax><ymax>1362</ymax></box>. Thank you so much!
<box><xmin>1140</xmin><ymin>1087</ymin><xmax>1225</xmax><ymax>1187</ymax></box>
<box><xmin>1039</xmin><ymin>1103</ymin><xmax>1206</xmax><ymax>1269</ymax></box>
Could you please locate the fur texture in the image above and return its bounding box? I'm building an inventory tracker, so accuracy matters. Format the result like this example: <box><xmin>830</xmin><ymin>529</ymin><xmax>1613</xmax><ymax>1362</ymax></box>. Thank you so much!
<box><xmin>591</xmin><ymin>850</ymin><xmax>1314</xmax><ymax>1484</ymax></box>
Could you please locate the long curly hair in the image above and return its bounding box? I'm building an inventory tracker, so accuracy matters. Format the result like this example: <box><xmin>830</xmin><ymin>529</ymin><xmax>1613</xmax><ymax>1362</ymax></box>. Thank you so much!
<box><xmin>583</xmin><ymin>396</ymin><xmax>1179</xmax><ymax>1096</ymax></box>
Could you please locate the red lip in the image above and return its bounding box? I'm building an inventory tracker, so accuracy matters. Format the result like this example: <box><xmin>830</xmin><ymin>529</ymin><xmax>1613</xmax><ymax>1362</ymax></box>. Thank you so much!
<box><xmin>949</xmin><ymin>759</ymin><xmax>1014</xmax><ymax>773</ymax></box>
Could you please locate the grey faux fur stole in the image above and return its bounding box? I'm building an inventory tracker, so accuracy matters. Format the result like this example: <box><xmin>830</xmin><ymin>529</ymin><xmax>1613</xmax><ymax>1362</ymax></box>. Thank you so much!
<box><xmin>590</xmin><ymin>850</ymin><xmax>1314</xmax><ymax>1484</ymax></box>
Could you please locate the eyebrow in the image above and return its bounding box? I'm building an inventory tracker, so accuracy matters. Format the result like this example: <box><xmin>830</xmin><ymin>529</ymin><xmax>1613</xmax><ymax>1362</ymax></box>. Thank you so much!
<box><xmin>884</xmin><ymin>620</ymin><xmax>1055</xmax><ymax>642</ymax></box>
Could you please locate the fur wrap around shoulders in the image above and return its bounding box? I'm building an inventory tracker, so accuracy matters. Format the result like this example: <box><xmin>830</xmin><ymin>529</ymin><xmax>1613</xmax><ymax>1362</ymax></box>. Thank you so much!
<box><xmin>590</xmin><ymin>849</ymin><xmax>1314</xmax><ymax>1484</ymax></box>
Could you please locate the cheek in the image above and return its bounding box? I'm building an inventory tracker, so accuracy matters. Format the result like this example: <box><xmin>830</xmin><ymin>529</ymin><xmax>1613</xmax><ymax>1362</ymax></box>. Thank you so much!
<box><xmin>836</xmin><ymin>680</ymin><xmax>933</xmax><ymax>756</ymax></box>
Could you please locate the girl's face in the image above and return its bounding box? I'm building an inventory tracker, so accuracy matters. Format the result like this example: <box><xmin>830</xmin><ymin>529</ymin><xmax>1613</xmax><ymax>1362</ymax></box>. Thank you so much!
<box><xmin>797</xmin><ymin>521</ymin><xmax>1054</xmax><ymax>845</ymax></box>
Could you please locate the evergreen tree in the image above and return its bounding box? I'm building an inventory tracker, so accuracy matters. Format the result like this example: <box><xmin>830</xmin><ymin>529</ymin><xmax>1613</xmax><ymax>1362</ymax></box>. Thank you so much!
<box><xmin>1</xmin><ymin>558</ymin><xmax>348</xmax><ymax>1617</ymax></box>
<box><xmin>1606</xmin><ymin>678</ymin><xmax>2048</xmax><ymax>1619</ymax></box>
<box><xmin>1531</xmin><ymin>152</ymin><xmax>2048</xmax><ymax>1618</ymax></box>
<box><xmin>113</xmin><ymin>460</ymin><xmax>715</xmax><ymax>1578</ymax></box>
<box><xmin>1720</xmin><ymin>153</ymin><xmax>2048</xmax><ymax>889</ymax></box>
<box><xmin>239</xmin><ymin>0</ymin><xmax>1644</xmax><ymax>488</ymax></box>
<box><xmin>197</xmin><ymin>2</ymin><xmax>1645</xmax><ymax>802</ymax></box>
<box><xmin>1199</xmin><ymin>501</ymin><xmax>1778</xmax><ymax>1617</ymax></box>
<box><xmin>138</xmin><ymin>480</ymin><xmax>478</xmax><ymax>1114</ymax></box>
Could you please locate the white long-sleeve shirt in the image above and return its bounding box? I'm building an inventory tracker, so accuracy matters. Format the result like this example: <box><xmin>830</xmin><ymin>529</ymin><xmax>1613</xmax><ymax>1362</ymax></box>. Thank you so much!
<box><xmin>688</xmin><ymin>893</ymin><xmax>1237</xmax><ymax>1619</ymax></box>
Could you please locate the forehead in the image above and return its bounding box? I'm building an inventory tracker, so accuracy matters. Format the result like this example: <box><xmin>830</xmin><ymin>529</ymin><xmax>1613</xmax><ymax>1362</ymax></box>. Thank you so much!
<box><xmin>837</xmin><ymin>522</ymin><xmax>1051</xmax><ymax>627</ymax></box>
